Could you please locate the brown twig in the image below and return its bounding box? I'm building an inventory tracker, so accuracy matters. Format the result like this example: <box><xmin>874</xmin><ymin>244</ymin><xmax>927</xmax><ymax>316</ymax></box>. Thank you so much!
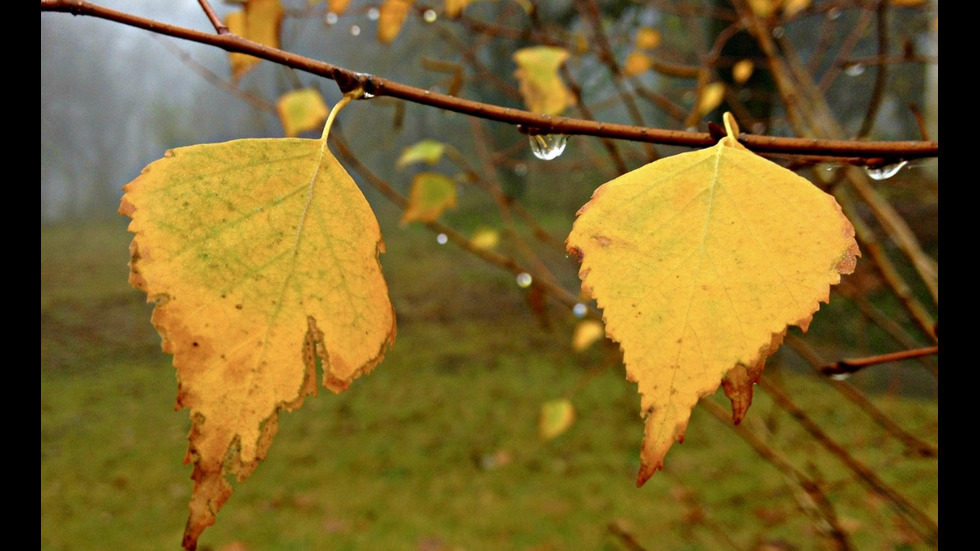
<box><xmin>40</xmin><ymin>0</ymin><xmax>938</xmax><ymax>160</ymax></box>
<box><xmin>196</xmin><ymin>0</ymin><xmax>228</xmax><ymax>35</ymax></box>
<box><xmin>822</xmin><ymin>345</ymin><xmax>939</xmax><ymax>377</ymax></box>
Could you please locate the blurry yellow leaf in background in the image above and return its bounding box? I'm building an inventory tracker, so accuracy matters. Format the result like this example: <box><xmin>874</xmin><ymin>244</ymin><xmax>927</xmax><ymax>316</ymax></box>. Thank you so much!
<box><xmin>378</xmin><ymin>0</ymin><xmax>414</xmax><ymax>44</ymax></box>
<box><xmin>732</xmin><ymin>59</ymin><xmax>754</xmax><ymax>85</ymax></box>
<box><xmin>635</xmin><ymin>27</ymin><xmax>661</xmax><ymax>50</ymax></box>
<box><xmin>696</xmin><ymin>82</ymin><xmax>726</xmax><ymax>117</ymax></box>
<box><xmin>624</xmin><ymin>52</ymin><xmax>652</xmax><ymax>77</ymax></box>
<box><xmin>470</xmin><ymin>227</ymin><xmax>500</xmax><ymax>251</ymax></box>
<box><xmin>572</xmin><ymin>320</ymin><xmax>605</xmax><ymax>352</ymax></box>
<box><xmin>401</xmin><ymin>172</ymin><xmax>457</xmax><ymax>224</ymax></box>
<box><xmin>397</xmin><ymin>139</ymin><xmax>448</xmax><ymax>168</ymax></box>
<box><xmin>328</xmin><ymin>0</ymin><xmax>353</xmax><ymax>13</ymax></box>
<box><xmin>276</xmin><ymin>89</ymin><xmax>329</xmax><ymax>137</ymax></box>
<box><xmin>513</xmin><ymin>46</ymin><xmax>576</xmax><ymax>115</ymax></box>
<box><xmin>226</xmin><ymin>0</ymin><xmax>284</xmax><ymax>81</ymax></box>
<box><xmin>539</xmin><ymin>399</ymin><xmax>575</xmax><ymax>440</ymax></box>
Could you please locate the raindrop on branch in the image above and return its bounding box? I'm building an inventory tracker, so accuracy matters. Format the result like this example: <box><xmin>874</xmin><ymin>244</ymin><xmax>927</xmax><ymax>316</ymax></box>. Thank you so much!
<box><xmin>844</xmin><ymin>63</ymin><xmax>865</xmax><ymax>77</ymax></box>
<box><xmin>528</xmin><ymin>134</ymin><xmax>568</xmax><ymax>161</ymax></box>
<box><xmin>436</xmin><ymin>233</ymin><xmax>448</xmax><ymax>245</ymax></box>
<box><xmin>865</xmin><ymin>160</ymin><xmax>907</xmax><ymax>180</ymax></box>
<box><xmin>516</xmin><ymin>272</ymin><xmax>533</xmax><ymax>288</ymax></box>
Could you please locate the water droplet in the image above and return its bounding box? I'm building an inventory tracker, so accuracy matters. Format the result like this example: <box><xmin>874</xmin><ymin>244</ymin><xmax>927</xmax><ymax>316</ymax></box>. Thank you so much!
<box><xmin>772</xmin><ymin>26</ymin><xmax>785</xmax><ymax>39</ymax></box>
<box><xmin>436</xmin><ymin>233</ymin><xmax>448</xmax><ymax>245</ymax></box>
<box><xmin>844</xmin><ymin>63</ymin><xmax>865</xmax><ymax>77</ymax></box>
<box><xmin>324</xmin><ymin>11</ymin><xmax>338</xmax><ymax>25</ymax></box>
<box><xmin>350</xmin><ymin>24</ymin><xmax>361</xmax><ymax>37</ymax></box>
<box><xmin>830</xmin><ymin>373</ymin><xmax>851</xmax><ymax>381</ymax></box>
<box><xmin>528</xmin><ymin>134</ymin><xmax>567</xmax><ymax>161</ymax></box>
<box><xmin>367</xmin><ymin>7</ymin><xmax>379</xmax><ymax>20</ymax></box>
<box><xmin>423</xmin><ymin>9</ymin><xmax>438</xmax><ymax>22</ymax></box>
<box><xmin>865</xmin><ymin>160</ymin><xmax>907</xmax><ymax>180</ymax></box>
<box><xmin>573</xmin><ymin>303</ymin><xmax>587</xmax><ymax>318</ymax></box>
<box><xmin>516</xmin><ymin>272</ymin><xmax>533</xmax><ymax>288</ymax></box>
<box><xmin>826</xmin><ymin>7</ymin><xmax>841</xmax><ymax>20</ymax></box>
<box><xmin>513</xmin><ymin>162</ymin><xmax>528</xmax><ymax>177</ymax></box>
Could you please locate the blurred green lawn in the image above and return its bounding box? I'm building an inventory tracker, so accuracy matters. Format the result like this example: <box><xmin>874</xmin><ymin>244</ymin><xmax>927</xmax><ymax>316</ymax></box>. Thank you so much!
<box><xmin>41</xmin><ymin>221</ymin><xmax>937</xmax><ymax>551</ymax></box>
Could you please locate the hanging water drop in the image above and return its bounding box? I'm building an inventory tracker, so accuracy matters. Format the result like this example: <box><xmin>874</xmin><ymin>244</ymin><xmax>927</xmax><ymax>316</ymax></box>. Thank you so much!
<box><xmin>436</xmin><ymin>233</ymin><xmax>448</xmax><ymax>245</ymax></box>
<box><xmin>350</xmin><ymin>24</ymin><xmax>361</xmax><ymax>36</ymax></box>
<box><xmin>423</xmin><ymin>9</ymin><xmax>438</xmax><ymax>23</ymax></box>
<box><xmin>844</xmin><ymin>63</ymin><xmax>865</xmax><ymax>77</ymax></box>
<box><xmin>528</xmin><ymin>134</ymin><xmax>567</xmax><ymax>161</ymax></box>
<box><xmin>865</xmin><ymin>160</ymin><xmax>907</xmax><ymax>180</ymax></box>
<box><xmin>572</xmin><ymin>303</ymin><xmax>587</xmax><ymax>318</ymax></box>
<box><xmin>324</xmin><ymin>11</ymin><xmax>338</xmax><ymax>25</ymax></box>
<box><xmin>830</xmin><ymin>373</ymin><xmax>851</xmax><ymax>381</ymax></box>
<box><xmin>516</xmin><ymin>272</ymin><xmax>533</xmax><ymax>288</ymax></box>
<box><xmin>367</xmin><ymin>7</ymin><xmax>380</xmax><ymax>20</ymax></box>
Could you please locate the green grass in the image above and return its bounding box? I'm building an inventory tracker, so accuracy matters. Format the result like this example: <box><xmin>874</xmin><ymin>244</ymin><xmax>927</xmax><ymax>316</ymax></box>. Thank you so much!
<box><xmin>41</xmin><ymin>222</ymin><xmax>937</xmax><ymax>550</ymax></box>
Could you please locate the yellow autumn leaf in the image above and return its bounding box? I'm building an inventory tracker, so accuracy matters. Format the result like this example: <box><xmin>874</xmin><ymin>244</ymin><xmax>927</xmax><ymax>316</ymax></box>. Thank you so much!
<box><xmin>782</xmin><ymin>0</ymin><xmax>810</xmax><ymax>17</ymax></box>
<box><xmin>696</xmin><ymin>82</ymin><xmax>726</xmax><ymax>117</ymax></box>
<box><xmin>119</xmin><ymin>116</ymin><xmax>395</xmax><ymax>548</ymax></box>
<box><xmin>732</xmin><ymin>59</ymin><xmax>754</xmax><ymax>85</ymax></box>
<box><xmin>396</xmin><ymin>139</ymin><xmax>448</xmax><ymax>168</ymax></box>
<box><xmin>226</xmin><ymin>0</ymin><xmax>284</xmax><ymax>81</ymax></box>
<box><xmin>277</xmin><ymin>88</ymin><xmax>329</xmax><ymax>137</ymax></box>
<box><xmin>635</xmin><ymin>27</ymin><xmax>661</xmax><ymax>50</ymax></box>
<box><xmin>566</xmin><ymin>114</ymin><xmax>858</xmax><ymax>487</ymax></box>
<box><xmin>470</xmin><ymin>227</ymin><xmax>500</xmax><ymax>250</ymax></box>
<box><xmin>328</xmin><ymin>0</ymin><xmax>353</xmax><ymax>13</ymax></box>
<box><xmin>513</xmin><ymin>46</ymin><xmax>576</xmax><ymax>115</ymax></box>
<box><xmin>572</xmin><ymin>319</ymin><xmax>605</xmax><ymax>352</ymax></box>
<box><xmin>623</xmin><ymin>51</ymin><xmax>652</xmax><ymax>77</ymax></box>
<box><xmin>401</xmin><ymin>172</ymin><xmax>458</xmax><ymax>224</ymax></box>
<box><xmin>540</xmin><ymin>399</ymin><xmax>575</xmax><ymax>440</ymax></box>
<box><xmin>378</xmin><ymin>0</ymin><xmax>413</xmax><ymax>44</ymax></box>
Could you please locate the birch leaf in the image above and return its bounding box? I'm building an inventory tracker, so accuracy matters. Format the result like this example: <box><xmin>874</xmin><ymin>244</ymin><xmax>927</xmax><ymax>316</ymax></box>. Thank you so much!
<box><xmin>566</xmin><ymin>114</ymin><xmax>858</xmax><ymax>487</ymax></box>
<box><xmin>119</xmin><ymin>133</ymin><xmax>395</xmax><ymax>549</ymax></box>
<box><xmin>513</xmin><ymin>46</ymin><xmax>575</xmax><ymax>115</ymax></box>
<box><xmin>276</xmin><ymin>89</ymin><xmax>329</xmax><ymax>137</ymax></box>
<box><xmin>226</xmin><ymin>0</ymin><xmax>284</xmax><ymax>81</ymax></box>
<box><xmin>401</xmin><ymin>172</ymin><xmax>457</xmax><ymax>224</ymax></box>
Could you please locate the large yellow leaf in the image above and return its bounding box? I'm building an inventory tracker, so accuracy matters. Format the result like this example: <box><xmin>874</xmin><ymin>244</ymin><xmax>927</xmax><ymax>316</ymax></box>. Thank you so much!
<box><xmin>119</xmin><ymin>129</ymin><xmax>395</xmax><ymax>548</ymax></box>
<box><xmin>513</xmin><ymin>46</ymin><xmax>576</xmax><ymax>115</ymax></box>
<box><xmin>566</xmin><ymin>115</ymin><xmax>858</xmax><ymax>487</ymax></box>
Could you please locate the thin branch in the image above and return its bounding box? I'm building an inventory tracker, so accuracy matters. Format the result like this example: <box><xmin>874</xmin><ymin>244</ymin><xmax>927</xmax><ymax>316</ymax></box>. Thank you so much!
<box><xmin>822</xmin><ymin>345</ymin><xmax>939</xmax><ymax>377</ymax></box>
<box><xmin>196</xmin><ymin>0</ymin><xmax>227</xmax><ymax>35</ymax></box>
<box><xmin>40</xmin><ymin>0</ymin><xmax>938</xmax><ymax>160</ymax></box>
<box><xmin>758</xmin><ymin>378</ymin><xmax>939</xmax><ymax>545</ymax></box>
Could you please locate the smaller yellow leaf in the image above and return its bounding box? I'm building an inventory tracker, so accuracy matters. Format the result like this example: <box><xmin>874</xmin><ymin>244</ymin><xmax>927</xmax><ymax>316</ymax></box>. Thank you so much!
<box><xmin>378</xmin><ymin>0</ymin><xmax>413</xmax><ymax>44</ymax></box>
<box><xmin>697</xmin><ymin>82</ymin><xmax>726</xmax><ymax>117</ymax></box>
<box><xmin>635</xmin><ymin>27</ymin><xmax>661</xmax><ymax>50</ymax></box>
<box><xmin>401</xmin><ymin>172</ymin><xmax>457</xmax><ymax>224</ymax></box>
<box><xmin>539</xmin><ymin>399</ymin><xmax>575</xmax><ymax>440</ymax></box>
<box><xmin>226</xmin><ymin>0</ymin><xmax>284</xmax><ymax>81</ymax></box>
<box><xmin>328</xmin><ymin>0</ymin><xmax>353</xmax><ymax>13</ymax></box>
<box><xmin>513</xmin><ymin>46</ymin><xmax>576</xmax><ymax>115</ymax></box>
<box><xmin>572</xmin><ymin>320</ymin><xmax>605</xmax><ymax>352</ymax></box>
<box><xmin>747</xmin><ymin>0</ymin><xmax>778</xmax><ymax>17</ymax></box>
<box><xmin>732</xmin><ymin>59</ymin><xmax>754</xmax><ymax>85</ymax></box>
<box><xmin>782</xmin><ymin>0</ymin><xmax>810</xmax><ymax>17</ymax></box>
<box><xmin>276</xmin><ymin>89</ymin><xmax>329</xmax><ymax>137</ymax></box>
<box><xmin>470</xmin><ymin>227</ymin><xmax>500</xmax><ymax>251</ymax></box>
<box><xmin>396</xmin><ymin>139</ymin><xmax>448</xmax><ymax>168</ymax></box>
<box><xmin>623</xmin><ymin>52</ymin><xmax>652</xmax><ymax>77</ymax></box>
